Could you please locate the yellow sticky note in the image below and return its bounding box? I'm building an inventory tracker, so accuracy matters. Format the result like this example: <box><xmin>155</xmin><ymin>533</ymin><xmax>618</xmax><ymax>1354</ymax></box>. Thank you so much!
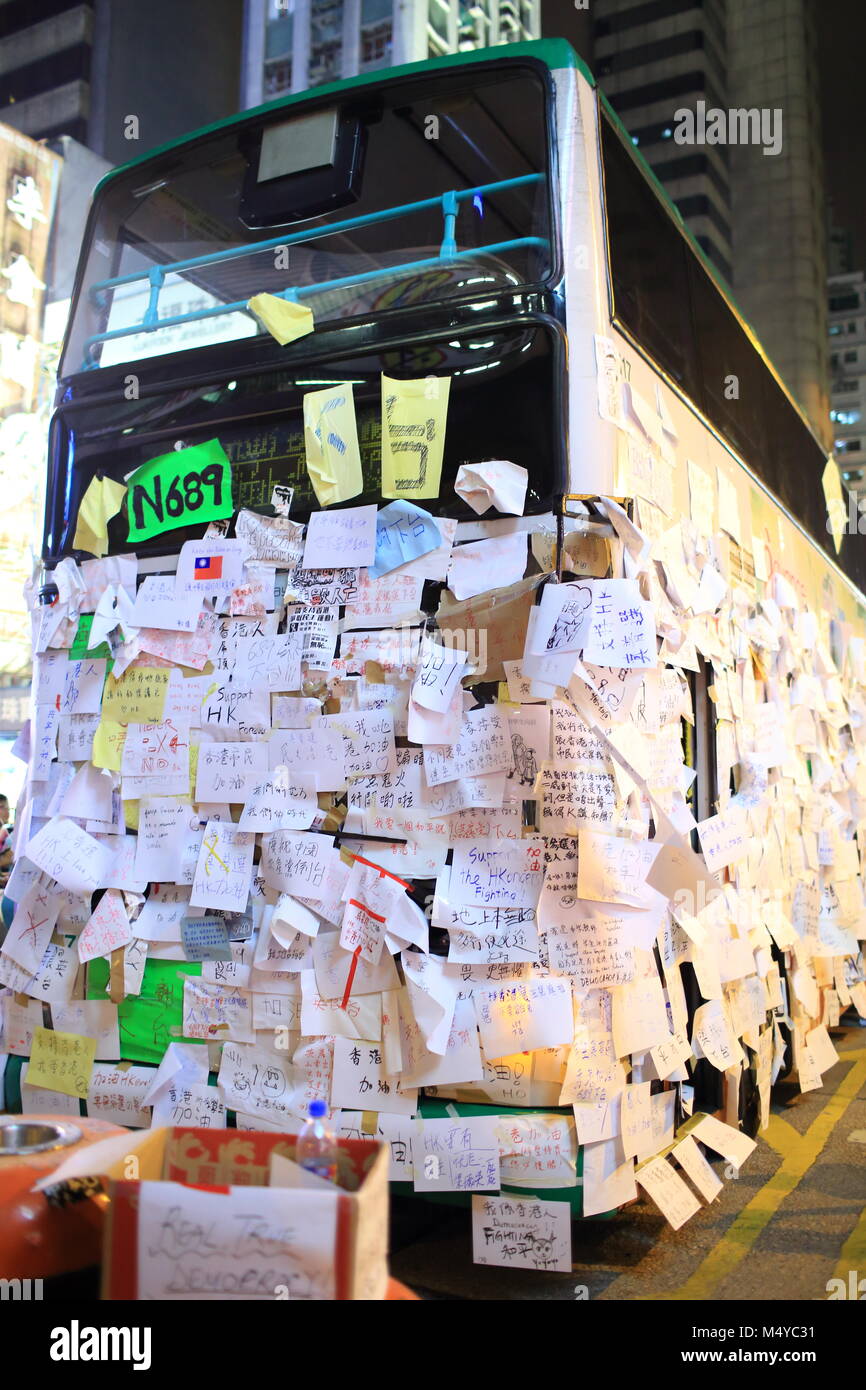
<box><xmin>247</xmin><ymin>293</ymin><xmax>314</xmax><ymax>346</ymax></box>
<box><xmin>72</xmin><ymin>475</ymin><xmax>128</xmax><ymax>557</ymax></box>
<box><xmin>124</xmin><ymin>798</ymin><xmax>140</xmax><ymax>830</ymax></box>
<box><xmin>822</xmin><ymin>456</ymin><xmax>847</xmax><ymax>555</ymax></box>
<box><xmin>303</xmin><ymin>382</ymin><xmax>363</xmax><ymax>506</ymax></box>
<box><xmin>101</xmin><ymin>666</ymin><xmax>170</xmax><ymax>722</ymax></box>
<box><xmin>92</xmin><ymin>718</ymin><xmax>128</xmax><ymax>771</ymax></box>
<box><xmin>28</xmin><ymin>1025</ymin><xmax>96</xmax><ymax>1099</ymax></box>
<box><xmin>381</xmin><ymin>373</ymin><xmax>450</xmax><ymax>499</ymax></box>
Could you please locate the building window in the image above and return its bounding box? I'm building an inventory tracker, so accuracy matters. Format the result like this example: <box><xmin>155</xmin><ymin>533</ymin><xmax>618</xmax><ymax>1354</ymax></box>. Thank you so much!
<box><xmin>647</xmin><ymin>151</ymin><xmax>730</xmax><ymax>203</ymax></box>
<box><xmin>845</xmin><ymin>349</ymin><xmax>858</xmax><ymax>362</ymax></box>
<box><xmin>849</xmin><ymin>321</ymin><xmax>858</xmax><ymax>332</ymax></box>
<box><xmin>829</xmin><ymin>293</ymin><xmax>860</xmax><ymax>312</ymax></box>
<box><xmin>0</xmin><ymin>41</ymin><xmax>91</xmax><ymax>107</ymax></box>
<box><xmin>596</xmin><ymin>30</ymin><xmax>721</xmax><ymax>81</ymax></box>
<box><xmin>674</xmin><ymin>193</ymin><xmax>730</xmax><ymax>242</ymax></box>
<box><xmin>310</xmin><ymin>39</ymin><xmax>341</xmax><ymax>85</ymax></box>
<box><xmin>264</xmin><ymin>59</ymin><xmax>292</xmax><ymax>98</ymax></box>
<box><xmin>606</xmin><ymin>72</ymin><xmax>724</xmax><ymax>114</ymax></box>
<box><xmin>361</xmin><ymin>21</ymin><xmax>391</xmax><ymax>66</ymax></box>
<box><xmin>694</xmin><ymin>236</ymin><xmax>732</xmax><ymax>283</ymax></box>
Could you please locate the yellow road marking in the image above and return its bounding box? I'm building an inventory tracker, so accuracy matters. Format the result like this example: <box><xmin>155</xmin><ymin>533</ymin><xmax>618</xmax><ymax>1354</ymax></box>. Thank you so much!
<box><xmin>832</xmin><ymin>1204</ymin><xmax>866</xmax><ymax>1283</ymax></box>
<box><xmin>643</xmin><ymin>1053</ymin><xmax>866</xmax><ymax>1301</ymax></box>
<box><xmin>760</xmin><ymin>1046</ymin><xmax>866</xmax><ymax>1156</ymax></box>
<box><xmin>760</xmin><ymin>1114</ymin><xmax>799</xmax><ymax>1157</ymax></box>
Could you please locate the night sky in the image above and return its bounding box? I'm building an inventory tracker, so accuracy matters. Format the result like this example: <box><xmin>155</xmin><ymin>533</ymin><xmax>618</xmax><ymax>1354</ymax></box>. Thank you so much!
<box><xmin>816</xmin><ymin>0</ymin><xmax>866</xmax><ymax>270</ymax></box>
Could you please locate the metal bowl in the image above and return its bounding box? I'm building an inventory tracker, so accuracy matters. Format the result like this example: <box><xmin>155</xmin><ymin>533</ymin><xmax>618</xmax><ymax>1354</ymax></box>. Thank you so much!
<box><xmin>0</xmin><ymin>1120</ymin><xmax>82</xmax><ymax>1157</ymax></box>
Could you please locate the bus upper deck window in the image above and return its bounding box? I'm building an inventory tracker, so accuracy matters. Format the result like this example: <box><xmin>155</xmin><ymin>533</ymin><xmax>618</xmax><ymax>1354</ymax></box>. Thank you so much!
<box><xmin>62</xmin><ymin>63</ymin><xmax>554</xmax><ymax>377</ymax></box>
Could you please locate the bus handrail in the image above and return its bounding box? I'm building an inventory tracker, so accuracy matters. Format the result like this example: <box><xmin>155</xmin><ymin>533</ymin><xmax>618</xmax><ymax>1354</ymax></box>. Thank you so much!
<box><xmin>81</xmin><ymin>237</ymin><xmax>547</xmax><ymax>365</ymax></box>
<box><xmin>81</xmin><ymin>172</ymin><xmax>547</xmax><ymax>366</ymax></box>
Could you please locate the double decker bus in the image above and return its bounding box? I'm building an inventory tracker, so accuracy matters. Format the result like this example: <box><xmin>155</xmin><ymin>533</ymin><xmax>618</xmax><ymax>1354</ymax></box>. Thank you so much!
<box><xmin>4</xmin><ymin>39</ymin><xmax>864</xmax><ymax>1240</ymax></box>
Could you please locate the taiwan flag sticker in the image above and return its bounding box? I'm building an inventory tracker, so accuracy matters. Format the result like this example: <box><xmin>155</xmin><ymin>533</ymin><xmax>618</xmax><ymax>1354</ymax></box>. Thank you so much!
<box><xmin>194</xmin><ymin>556</ymin><xmax>223</xmax><ymax>579</ymax></box>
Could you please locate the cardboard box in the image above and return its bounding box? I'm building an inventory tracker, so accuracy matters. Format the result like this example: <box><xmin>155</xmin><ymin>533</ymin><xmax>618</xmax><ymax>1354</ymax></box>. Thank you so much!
<box><xmin>36</xmin><ymin>1126</ymin><xmax>389</xmax><ymax>1300</ymax></box>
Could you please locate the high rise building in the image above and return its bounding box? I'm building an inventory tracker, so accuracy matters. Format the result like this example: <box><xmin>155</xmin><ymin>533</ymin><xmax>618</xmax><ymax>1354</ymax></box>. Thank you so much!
<box><xmin>242</xmin><ymin>0</ymin><xmax>540</xmax><ymax>106</ymax></box>
<box><xmin>726</xmin><ymin>0</ymin><xmax>830</xmax><ymax>449</ymax></box>
<box><xmin>0</xmin><ymin>2</ymin><xmax>94</xmax><ymax>146</ymax></box>
<box><xmin>592</xmin><ymin>0</ymin><xmax>732</xmax><ymax>282</ymax></box>
<box><xmin>0</xmin><ymin>0</ymin><xmax>242</xmax><ymax>164</ymax></box>
<box><xmin>828</xmin><ymin>271</ymin><xmax>866</xmax><ymax>493</ymax></box>
<box><xmin>827</xmin><ymin>211</ymin><xmax>854</xmax><ymax>279</ymax></box>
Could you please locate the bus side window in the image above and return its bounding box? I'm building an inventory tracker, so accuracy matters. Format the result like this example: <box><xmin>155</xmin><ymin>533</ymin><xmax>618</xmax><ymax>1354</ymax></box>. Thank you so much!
<box><xmin>691</xmin><ymin>658</ymin><xmax>716</xmax><ymax>835</ymax></box>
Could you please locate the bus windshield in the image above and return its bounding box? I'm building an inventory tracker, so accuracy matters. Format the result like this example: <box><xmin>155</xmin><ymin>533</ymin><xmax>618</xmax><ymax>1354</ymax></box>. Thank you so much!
<box><xmin>62</xmin><ymin>62</ymin><xmax>554</xmax><ymax>375</ymax></box>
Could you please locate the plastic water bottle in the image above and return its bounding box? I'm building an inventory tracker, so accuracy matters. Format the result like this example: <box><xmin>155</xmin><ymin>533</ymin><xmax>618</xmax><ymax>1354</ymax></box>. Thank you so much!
<box><xmin>296</xmin><ymin>1099</ymin><xmax>338</xmax><ymax>1183</ymax></box>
